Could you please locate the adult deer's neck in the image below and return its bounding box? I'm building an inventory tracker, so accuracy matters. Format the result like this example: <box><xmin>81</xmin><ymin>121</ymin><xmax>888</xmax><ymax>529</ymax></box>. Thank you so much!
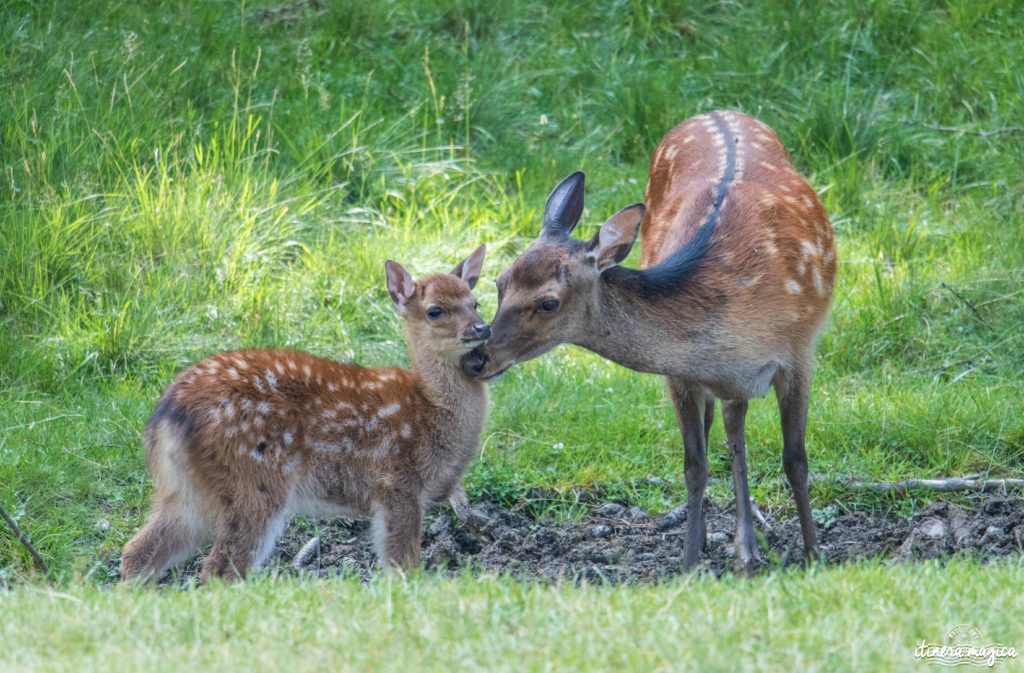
<box><xmin>572</xmin><ymin>265</ymin><xmax>720</xmax><ymax>377</ymax></box>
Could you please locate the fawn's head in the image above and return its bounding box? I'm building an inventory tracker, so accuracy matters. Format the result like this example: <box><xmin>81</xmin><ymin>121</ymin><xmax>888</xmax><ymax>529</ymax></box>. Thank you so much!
<box><xmin>470</xmin><ymin>172</ymin><xmax>644</xmax><ymax>380</ymax></box>
<box><xmin>385</xmin><ymin>245</ymin><xmax>491</xmax><ymax>366</ymax></box>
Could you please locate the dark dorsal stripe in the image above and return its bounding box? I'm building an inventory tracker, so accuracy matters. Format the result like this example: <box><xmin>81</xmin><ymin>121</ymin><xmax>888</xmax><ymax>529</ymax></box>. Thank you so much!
<box><xmin>604</xmin><ymin>112</ymin><xmax>736</xmax><ymax>300</ymax></box>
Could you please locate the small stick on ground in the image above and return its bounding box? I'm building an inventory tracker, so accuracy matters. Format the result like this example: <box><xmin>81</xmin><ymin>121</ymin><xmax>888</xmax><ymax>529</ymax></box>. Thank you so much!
<box><xmin>0</xmin><ymin>501</ymin><xmax>49</xmax><ymax>573</ymax></box>
<box><xmin>810</xmin><ymin>475</ymin><xmax>1024</xmax><ymax>495</ymax></box>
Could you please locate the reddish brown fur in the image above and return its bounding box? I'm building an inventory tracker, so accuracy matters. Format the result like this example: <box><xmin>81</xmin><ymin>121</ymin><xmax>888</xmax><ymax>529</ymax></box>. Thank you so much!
<box><xmin>121</xmin><ymin>250</ymin><xmax>490</xmax><ymax>582</ymax></box>
<box><xmin>477</xmin><ymin>111</ymin><xmax>835</xmax><ymax>570</ymax></box>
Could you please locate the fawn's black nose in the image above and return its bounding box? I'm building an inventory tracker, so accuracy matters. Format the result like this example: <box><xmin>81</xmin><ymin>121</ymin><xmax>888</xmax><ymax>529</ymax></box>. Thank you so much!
<box><xmin>471</xmin><ymin>323</ymin><xmax>491</xmax><ymax>340</ymax></box>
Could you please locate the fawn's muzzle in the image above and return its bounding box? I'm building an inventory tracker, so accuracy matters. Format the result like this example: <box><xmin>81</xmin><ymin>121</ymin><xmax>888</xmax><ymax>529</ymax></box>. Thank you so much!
<box><xmin>460</xmin><ymin>345</ymin><xmax>489</xmax><ymax>377</ymax></box>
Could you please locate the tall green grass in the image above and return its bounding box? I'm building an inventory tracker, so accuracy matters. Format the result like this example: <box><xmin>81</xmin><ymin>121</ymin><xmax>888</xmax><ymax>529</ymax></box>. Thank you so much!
<box><xmin>1</xmin><ymin>0</ymin><xmax>1022</xmax><ymax>580</ymax></box>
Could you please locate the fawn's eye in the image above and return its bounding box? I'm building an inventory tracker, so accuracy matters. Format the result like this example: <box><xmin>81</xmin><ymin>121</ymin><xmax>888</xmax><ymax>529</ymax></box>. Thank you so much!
<box><xmin>537</xmin><ymin>298</ymin><xmax>559</xmax><ymax>313</ymax></box>
<box><xmin>426</xmin><ymin>307</ymin><xmax>444</xmax><ymax>320</ymax></box>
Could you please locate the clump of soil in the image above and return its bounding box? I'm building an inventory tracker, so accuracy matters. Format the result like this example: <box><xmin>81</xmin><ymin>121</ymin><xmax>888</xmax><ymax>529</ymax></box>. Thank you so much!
<box><xmin>254</xmin><ymin>494</ymin><xmax>1023</xmax><ymax>583</ymax></box>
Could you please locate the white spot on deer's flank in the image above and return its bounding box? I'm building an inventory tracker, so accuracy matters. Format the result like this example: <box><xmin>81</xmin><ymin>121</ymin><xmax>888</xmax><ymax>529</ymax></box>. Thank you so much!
<box><xmin>812</xmin><ymin>267</ymin><xmax>825</xmax><ymax>295</ymax></box>
<box><xmin>226</xmin><ymin>426</ymin><xmax>238</xmax><ymax>438</ymax></box>
<box><xmin>786</xmin><ymin>279</ymin><xmax>802</xmax><ymax>294</ymax></box>
<box><xmin>800</xmin><ymin>240</ymin><xmax>819</xmax><ymax>260</ymax></box>
<box><xmin>283</xmin><ymin>431</ymin><xmax>293</xmax><ymax>445</ymax></box>
<box><xmin>265</xmin><ymin>369</ymin><xmax>277</xmax><ymax>390</ymax></box>
<box><xmin>739</xmin><ymin>276</ymin><xmax>760</xmax><ymax>288</ymax></box>
<box><xmin>370</xmin><ymin>436</ymin><xmax>393</xmax><ymax>459</ymax></box>
<box><xmin>240</xmin><ymin>420</ymin><xmax>250</xmax><ymax>432</ymax></box>
<box><xmin>241</xmin><ymin>398</ymin><xmax>252</xmax><ymax>413</ymax></box>
<box><xmin>282</xmin><ymin>454</ymin><xmax>302</xmax><ymax>475</ymax></box>
<box><xmin>303</xmin><ymin>365</ymin><xmax>311</xmax><ymax>380</ymax></box>
<box><xmin>400</xmin><ymin>424</ymin><xmax>412</xmax><ymax>438</ymax></box>
<box><xmin>208</xmin><ymin>407</ymin><xmax>220</xmax><ymax>423</ymax></box>
<box><xmin>328</xmin><ymin>382</ymin><xmax>338</xmax><ymax>392</ymax></box>
<box><xmin>288</xmin><ymin>360</ymin><xmax>297</xmax><ymax>371</ymax></box>
<box><xmin>276</xmin><ymin>361</ymin><xmax>285</xmax><ymax>375</ymax></box>
<box><xmin>378</xmin><ymin>403</ymin><xmax>401</xmax><ymax>418</ymax></box>
<box><xmin>313</xmin><ymin>440</ymin><xmax>342</xmax><ymax>454</ymax></box>
<box><xmin>257</xmin><ymin>401</ymin><xmax>271</xmax><ymax>415</ymax></box>
<box><xmin>253</xmin><ymin>376</ymin><xmax>265</xmax><ymax>393</ymax></box>
<box><xmin>233</xmin><ymin>358</ymin><xmax>248</xmax><ymax>370</ymax></box>
<box><xmin>365</xmin><ymin>417</ymin><xmax>379</xmax><ymax>432</ymax></box>
<box><xmin>322</xmin><ymin>409</ymin><xmax>335</xmax><ymax>419</ymax></box>
<box><xmin>228</xmin><ymin>367</ymin><xmax>239</xmax><ymax>380</ymax></box>
<box><xmin>222</xmin><ymin>400</ymin><xmax>234</xmax><ymax>418</ymax></box>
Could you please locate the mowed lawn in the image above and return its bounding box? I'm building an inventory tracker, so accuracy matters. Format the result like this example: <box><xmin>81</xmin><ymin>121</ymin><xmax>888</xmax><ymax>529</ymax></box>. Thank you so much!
<box><xmin>1</xmin><ymin>0</ymin><xmax>1023</xmax><ymax>668</ymax></box>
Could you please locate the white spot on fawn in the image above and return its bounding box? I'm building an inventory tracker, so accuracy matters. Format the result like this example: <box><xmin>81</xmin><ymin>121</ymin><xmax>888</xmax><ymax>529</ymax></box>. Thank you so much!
<box><xmin>365</xmin><ymin>417</ymin><xmax>379</xmax><ymax>432</ymax></box>
<box><xmin>786</xmin><ymin>279</ymin><xmax>802</xmax><ymax>294</ymax></box>
<box><xmin>265</xmin><ymin>369</ymin><xmax>277</xmax><ymax>390</ymax></box>
<box><xmin>253</xmin><ymin>376</ymin><xmax>265</xmax><ymax>393</ymax></box>
<box><xmin>739</xmin><ymin>276</ymin><xmax>760</xmax><ymax>288</ymax></box>
<box><xmin>328</xmin><ymin>382</ymin><xmax>338</xmax><ymax>392</ymax></box>
<box><xmin>313</xmin><ymin>440</ymin><xmax>342</xmax><ymax>454</ymax></box>
<box><xmin>378</xmin><ymin>403</ymin><xmax>401</xmax><ymax>418</ymax></box>
<box><xmin>228</xmin><ymin>367</ymin><xmax>239</xmax><ymax>380</ymax></box>
<box><xmin>226</xmin><ymin>426</ymin><xmax>238</xmax><ymax>438</ymax></box>
<box><xmin>282</xmin><ymin>454</ymin><xmax>302</xmax><ymax>475</ymax></box>
<box><xmin>322</xmin><ymin>409</ymin><xmax>335</xmax><ymax>419</ymax></box>
<box><xmin>241</xmin><ymin>398</ymin><xmax>252</xmax><ymax>413</ymax></box>
<box><xmin>283</xmin><ymin>431</ymin><xmax>294</xmax><ymax>445</ymax></box>
<box><xmin>400</xmin><ymin>424</ymin><xmax>412</xmax><ymax>438</ymax></box>
<box><xmin>287</xmin><ymin>360</ymin><xmax>297</xmax><ymax>371</ymax></box>
<box><xmin>208</xmin><ymin>407</ymin><xmax>220</xmax><ymax>423</ymax></box>
<box><xmin>303</xmin><ymin>365</ymin><xmax>311</xmax><ymax>380</ymax></box>
<box><xmin>233</xmin><ymin>358</ymin><xmax>248</xmax><ymax>370</ymax></box>
<box><xmin>222</xmin><ymin>400</ymin><xmax>234</xmax><ymax>418</ymax></box>
<box><xmin>257</xmin><ymin>401</ymin><xmax>271</xmax><ymax>415</ymax></box>
<box><xmin>370</xmin><ymin>436</ymin><xmax>393</xmax><ymax>459</ymax></box>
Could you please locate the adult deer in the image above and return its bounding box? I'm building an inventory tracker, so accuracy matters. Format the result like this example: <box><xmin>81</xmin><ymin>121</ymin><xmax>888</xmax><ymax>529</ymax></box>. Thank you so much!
<box><xmin>472</xmin><ymin>110</ymin><xmax>836</xmax><ymax>569</ymax></box>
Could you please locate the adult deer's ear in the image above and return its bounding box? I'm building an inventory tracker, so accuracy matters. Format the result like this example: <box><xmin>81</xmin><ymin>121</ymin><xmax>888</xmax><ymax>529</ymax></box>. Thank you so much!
<box><xmin>586</xmin><ymin>203</ymin><xmax>645</xmax><ymax>271</ymax></box>
<box><xmin>540</xmin><ymin>171</ymin><xmax>585</xmax><ymax>240</ymax></box>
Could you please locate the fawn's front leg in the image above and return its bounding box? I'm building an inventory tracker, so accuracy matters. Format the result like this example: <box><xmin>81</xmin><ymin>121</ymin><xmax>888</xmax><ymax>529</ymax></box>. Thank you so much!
<box><xmin>371</xmin><ymin>492</ymin><xmax>423</xmax><ymax>572</ymax></box>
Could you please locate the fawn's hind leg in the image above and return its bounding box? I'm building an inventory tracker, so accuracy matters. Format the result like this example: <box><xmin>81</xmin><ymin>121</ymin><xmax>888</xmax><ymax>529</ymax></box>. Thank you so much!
<box><xmin>121</xmin><ymin>493</ymin><xmax>211</xmax><ymax>583</ymax></box>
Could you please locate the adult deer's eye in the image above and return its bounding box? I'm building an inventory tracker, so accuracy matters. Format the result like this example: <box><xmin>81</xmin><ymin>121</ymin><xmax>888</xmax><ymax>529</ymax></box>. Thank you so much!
<box><xmin>537</xmin><ymin>298</ymin><xmax>559</xmax><ymax>313</ymax></box>
<box><xmin>426</xmin><ymin>307</ymin><xmax>444</xmax><ymax>320</ymax></box>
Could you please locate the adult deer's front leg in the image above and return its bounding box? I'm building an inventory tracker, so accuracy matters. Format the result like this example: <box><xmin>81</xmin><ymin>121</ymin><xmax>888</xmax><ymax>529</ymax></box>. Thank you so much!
<box><xmin>668</xmin><ymin>377</ymin><xmax>708</xmax><ymax>570</ymax></box>
<box><xmin>775</xmin><ymin>366</ymin><xmax>820</xmax><ymax>562</ymax></box>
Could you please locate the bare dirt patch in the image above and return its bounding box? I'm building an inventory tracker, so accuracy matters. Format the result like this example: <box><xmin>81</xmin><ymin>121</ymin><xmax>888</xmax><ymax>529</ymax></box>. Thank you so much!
<box><xmin>243</xmin><ymin>493</ymin><xmax>1024</xmax><ymax>583</ymax></box>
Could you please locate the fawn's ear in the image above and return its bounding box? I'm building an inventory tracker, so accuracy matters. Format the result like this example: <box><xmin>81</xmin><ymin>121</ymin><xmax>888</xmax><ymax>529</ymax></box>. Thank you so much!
<box><xmin>585</xmin><ymin>203</ymin><xmax>645</xmax><ymax>272</ymax></box>
<box><xmin>451</xmin><ymin>244</ymin><xmax>486</xmax><ymax>290</ymax></box>
<box><xmin>385</xmin><ymin>260</ymin><xmax>416</xmax><ymax>308</ymax></box>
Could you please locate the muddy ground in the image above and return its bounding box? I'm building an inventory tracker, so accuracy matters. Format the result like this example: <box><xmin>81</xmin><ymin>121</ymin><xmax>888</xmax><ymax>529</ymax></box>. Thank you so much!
<box><xmin>160</xmin><ymin>493</ymin><xmax>1024</xmax><ymax>583</ymax></box>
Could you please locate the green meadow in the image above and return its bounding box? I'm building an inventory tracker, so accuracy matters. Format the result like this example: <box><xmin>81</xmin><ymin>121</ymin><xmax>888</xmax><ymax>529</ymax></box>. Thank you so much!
<box><xmin>1</xmin><ymin>0</ymin><xmax>1023</xmax><ymax>668</ymax></box>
